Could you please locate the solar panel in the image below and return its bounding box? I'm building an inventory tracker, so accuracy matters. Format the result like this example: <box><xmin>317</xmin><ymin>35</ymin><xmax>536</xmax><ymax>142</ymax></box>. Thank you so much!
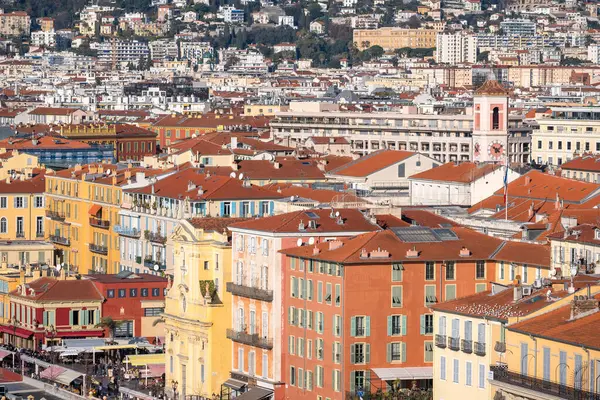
<box><xmin>433</xmin><ymin>228</ymin><xmax>459</xmax><ymax>241</ymax></box>
<box><xmin>392</xmin><ymin>227</ymin><xmax>440</xmax><ymax>243</ymax></box>
<box><xmin>305</xmin><ymin>212</ymin><xmax>320</xmax><ymax>219</ymax></box>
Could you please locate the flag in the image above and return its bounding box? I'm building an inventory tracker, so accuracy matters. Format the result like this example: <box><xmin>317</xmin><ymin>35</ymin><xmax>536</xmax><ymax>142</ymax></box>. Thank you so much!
<box><xmin>503</xmin><ymin>165</ymin><xmax>509</xmax><ymax>205</ymax></box>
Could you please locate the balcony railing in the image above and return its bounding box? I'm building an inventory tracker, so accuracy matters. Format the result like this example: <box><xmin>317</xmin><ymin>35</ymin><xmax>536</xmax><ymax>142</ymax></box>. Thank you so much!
<box><xmin>489</xmin><ymin>365</ymin><xmax>599</xmax><ymax>400</ymax></box>
<box><xmin>448</xmin><ymin>337</ymin><xmax>460</xmax><ymax>351</ymax></box>
<box><xmin>461</xmin><ymin>339</ymin><xmax>472</xmax><ymax>354</ymax></box>
<box><xmin>355</xmin><ymin>327</ymin><xmax>366</xmax><ymax>336</ymax></box>
<box><xmin>144</xmin><ymin>256</ymin><xmax>165</xmax><ymax>270</ymax></box>
<box><xmin>145</xmin><ymin>230</ymin><xmax>166</xmax><ymax>244</ymax></box>
<box><xmin>226</xmin><ymin>329</ymin><xmax>273</xmax><ymax>350</ymax></box>
<box><xmin>435</xmin><ymin>334</ymin><xmax>446</xmax><ymax>348</ymax></box>
<box><xmin>16</xmin><ymin>232</ymin><xmax>24</xmax><ymax>238</ymax></box>
<box><xmin>49</xmin><ymin>235</ymin><xmax>70</xmax><ymax>246</ymax></box>
<box><xmin>89</xmin><ymin>217</ymin><xmax>110</xmax><ymax>229</ymax></box>
<box><xmin>494</xmin><ymin>341</ymin><xmax>506</xmax><ymax>353</ymax></box>
<box><xmin>46</xmin><ymin>210</ymin><xmax>65</xmax><ymax>221</ymax></box>
<box><xmin>474</xmin><ymin>341</ymin><xmax>486</xmax><ymax>356</ymax></box>
<box><xmin>226</xmin><ymin>282</ymin><xmax>273</xmax><ymax>302</ymax></box>
<box><xmin>114</xmin><ymin>225</ymin><xmax>141</xmax><ymax>238</ymax></box>
<box><xmin>89</xmin><ymin>244</ymin><xmax>108</xmax><ymax>255</ymax></box>
<box><xmin>36</xmin><ymin>231</ymin><xmax>44</xmax><ymax>238</ymax></box>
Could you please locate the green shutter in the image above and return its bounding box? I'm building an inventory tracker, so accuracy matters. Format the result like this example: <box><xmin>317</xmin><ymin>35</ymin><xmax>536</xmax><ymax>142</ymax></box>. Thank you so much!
<box><xmin>82</xmin><ymin>310</ymin><xmax>87</xmax><ymax>326</ymax></box>
<box><xmin>420</xmin><ymin>315</ymin><xmax>425</xmax><ymax>335</ymax></box>
<box><xmin>386</xmin><ymin>343</ymin><xmax>391</xmax><ymax>363</ymax></box>
<box><xmin>350</xmin><ymin>371</ymin><xmax>356</xmax><ymax>392</ymax></box>
<box><xmin>51</xmin><ymin>311</ymin><xmax>55</xmax><ymax>326</ymax></box>
<box><xmin>402</xmin><ymin>342</ymin><xmax>407</xmax><ymax>362</ymax></box>
<box><xmin>365</xmin><ymin>316</ymin><xmax>371</xmax><ymax>337</ymax></box>
<box><xmin>365</xmin><ymin>344</ymin><xmax>370</xmax><ymax>363</ymax></box>
<box><xmin>446</xmin><ymin>285</ymin><xmax>456</xmax><ymax>301</ymax></box>
<box><xmin>42</xmin><ymin>311</ymin><xmax>47</xmax><ymax>326</ymax></box>
<box><xmin>350</xmin><ymin>344</ymin><xmax>355</xmax><ymax>364</ymax></box>
<box><xmin>401</xmin><ymin>315</ymin><xmax>407</xmax><ymax>336</ymax></box>
<box><xmin>94</xmin><ymin>309</ymin><xmax>99</xmax><ymax>325</ymax></box>
<box><xmin>288</xmin><ymin>307</ymin><xmax>292</xmax><ymax>324</ymax></box>
<box><xmin>332</xmin><ymin>342</ymin><xmax>335</xmax><ymax>362</ymax></box>
<box><xmin>350</xmin><ymin>317</ymin><xmax>356</xmax><ymax>337</ymax></box>
<box><xmin>387</xmin><ymin>316</ymin><xmax>392</xmax><ymax>336</ymax></box>
<box><xmin>69</xmin><ymin>310</ymin><xmax>73</xmax><ymax>326</ymax></box>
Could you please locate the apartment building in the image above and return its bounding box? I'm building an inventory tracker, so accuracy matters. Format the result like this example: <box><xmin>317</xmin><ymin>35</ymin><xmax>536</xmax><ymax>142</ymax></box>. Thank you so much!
<box><xmin>0</xmin><ymin>11</ymin><xmax>30</xmax><ymax>36</ymax></box>
<box><xmin>164</xmin><ymin>218</ymin><xmax>242</xmax><ymax>399</ymax></box>
<box><xmin>119</xmin><ymin>168</ymin><xmax>281</xmax><ymax>274</ymax></box>
<box><xmin>278</xmin><ymin>226</ymin><xmax>505</xmax><ymax>398</ymax></box>
<box><xmin>531</xmin><ymin>107</ymin><xmax>600</xmax><ymax>166</ymax></box>
<box><xmin>45</xmin><ymin>164</ymin><xmax>135</xmax><ymax>275</ymax></box>
<box><xmin>225</xmin><ymin>210</ymin><xmax>380</xmax><ymax>398</ymax></box>
<box><xmin>97</xmin><ymin>40</ymin><xmax>150</xmax><ymax>65</ymax></box>
<box><xmin>219</xmin><ymin>6</ymin><xmax>244</xmax><ymax>23</ymax></box>
<box><xmin>435</xmin><ymin>33</ymin><xmax>477</xmax><ymax>64</ymax></box>
<box><xmin>353</xmin><ymin>27</ymin><xmax>439</xmax><ymax>51</ymax></box>
<box><xmin>0</xmin><ymin>172</ymin><xmax>46</xmax><ymax>241</ymax></box>
<box><xmin>148</xmin><ymin>39</ymin><xmax>179</xmax><ymax>60</ymax></box>
<box><xmin>500</xmin><ymin>19</ymin><xmax>536</xmax><ymax>36</ymax></box>
<box><xmin>560</xmin><ymin>155</ymin><xmax>600</xmax><ymax>183</ymax></box>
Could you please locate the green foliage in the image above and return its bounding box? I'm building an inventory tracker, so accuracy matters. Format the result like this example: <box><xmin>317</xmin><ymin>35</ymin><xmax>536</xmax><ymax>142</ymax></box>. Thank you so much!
<box><xmin>561</xmin><ymin>56</ymin><xmax>587</xmax><ymax>66</ymax></box>
<box><xmin>477</xmin><ymin>50</ymin><xmax>489</xmax><ymax>63</ymax></box>
<box><xmin>395</xmin><ymin>47</ymin><xmax>435</xmax><ymax>58</ymax></box>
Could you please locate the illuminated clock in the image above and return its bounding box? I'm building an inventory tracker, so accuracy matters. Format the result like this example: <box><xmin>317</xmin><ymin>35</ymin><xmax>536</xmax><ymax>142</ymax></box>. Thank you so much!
<box><xmin>488</xmin><ymin>140</ymin><xmax>505</xmax><ymax>159</ymax></box>
<box><xmin>474</xmin><ymin>142</ymin><xmax>481</xmax><ymax>157</ymax></box>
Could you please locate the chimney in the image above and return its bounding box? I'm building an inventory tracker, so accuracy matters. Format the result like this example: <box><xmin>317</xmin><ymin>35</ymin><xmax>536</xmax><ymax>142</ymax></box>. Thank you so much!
<box><xmin>231</xmin><ymin>136</ymin><xmax>238</xmax><ymax>149</ymax></box>
<box><xmin>231</xmin><ymin>162</ymin><xmax>239</xmax><ymax>171</ymax></box>
<box><xmin>406</xmin><ymin>246</ymin><xmax>419</xmax><ymax>258</ymax></box>
<box><xmin>459</xmin><ymin>246</ymin><xmax>471</xmax><ymax>257</ymax></box>
<box><xmin>555</xmin><ymin>193</ymin><xmax>561</xmax><ymax>210</ymax></box>
<box><xmin>513</xmin><ymin>286</ymin><xmax>523</xmax><ymax>302</ymax></box>
<box><xmin>525</xmin><ymin>175</ymin><xmax>531</xmax><ymax>186</ymax></box>
<box><xmin>274</xmin><ymin>161</ymin><xmax>282</xmax><ymax>169</ymax></box>
<box><xmin>528</xmin><ymin>203</ymin><xmax>534</xmax><ymax>218</ymax></box>
<box><xmin>570</xmin><ymin>297</ymin><xmax>600</xmax><ymax>320</ymax></box>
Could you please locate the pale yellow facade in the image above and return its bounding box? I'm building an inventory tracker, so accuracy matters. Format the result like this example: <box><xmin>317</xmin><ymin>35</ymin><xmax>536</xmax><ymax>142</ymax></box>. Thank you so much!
<box><xmin>531</xmin><ymin>118</ymin><xmax>600</xmax><ymax>166</ymax></box>
<box><xmin>243</xmin><ymin>104</ymin><xmax>288</xmax><ymax>117</ymax></box>
<box><xmin>45</xmin><ymin>164</ymin><xmax>122</xmax><ymax>274</ymax></box>
<box><xmin>164</xmin><ymin>219</ymin><xmax>234</xmax><ymax>399</ymax></box>
<box><xmin>0</xmin><ymin>151</ymin><xmax>40</xmax><ymax>180</ymax></box>
<box><xmin>353</xmin><ymin>27</ymin><xmax>440</xmax><ymax>50</ymax></box>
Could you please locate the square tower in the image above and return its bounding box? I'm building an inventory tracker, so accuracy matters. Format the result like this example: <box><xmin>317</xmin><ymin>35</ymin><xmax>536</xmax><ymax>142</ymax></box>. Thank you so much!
<box><xmin>472</xmin><ymin>80</ymin><xmax>510</xmax><ymax>163</ymax></box>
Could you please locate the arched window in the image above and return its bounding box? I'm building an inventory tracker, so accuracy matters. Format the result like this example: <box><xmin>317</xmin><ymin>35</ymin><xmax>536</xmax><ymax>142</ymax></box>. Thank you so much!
<box><xmin>0</xmin><ymin>218</ymin><xmax>6</xmax><ymax>233</ymax></box>
<box><xmin>492</xmin><ymin>107</ymin><xmax>500</xmax><ymax>130</ymax></box>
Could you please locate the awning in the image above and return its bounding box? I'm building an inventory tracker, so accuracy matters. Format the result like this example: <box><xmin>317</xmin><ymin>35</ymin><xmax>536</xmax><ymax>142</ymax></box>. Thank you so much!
<box><xmin>141</xmin><ymin>364</ymin><xmax>165</xmax><ymax>378</ymax></box>
<box><xmin>0</xmin><ymin>349</ymin><xmax>14</xmax><ymax>360</ymax></box>
<box><xmin>54</xmin><ymin>369</ymin><xmax>82</xmax><ymax>386</ymax></box>
<box><xmin>59</xmin><ymin>350</ymin><xmax>81</xmax><ymax>357</ymax></box>
<box><xmin>55</xmin><ymin>330</ymin><xmax>104</xmax><ymax>338</ymax></box>
<box><xmin>0</xmin><ymin>325</ymin><xmax>34</xmax><ymax>339</ymax></box>
<box><xmin>41</xmin><ymin>365</ymin><xmax>66</xmax><ymax>379</ymax></box>
<box><xmin>371</xmin><ymin>367</ymin><xmax>433</xmax><ymax>381</ymax></box>
<box><xmin>20</xmin><ymin>355</ymin><xmax>51</xmax><ymax>368</ymax></box>
<box><xmin>63</xmin><ymin>338</ymin><xmax>106</xmax><ymax>348</ymax></box>
<box><xmin>124</xmin><ymin>354</ymin><xmax>165</xmax><ymax>366</ymax></box>
<box><xmin>89</xmin><ymin>204</ymin><xmax>102</xmax><ymax>216</ymax></box>
<box><xmin>235</xmin><ymin>387</ymin><xmax>273</xmax><ymax>400</ymax></box>
<box><xmin>222</xmin><ymin>378</ymin><xmax>246</xmax><ymax>391</ymax></box>
<box><xmin>96</xmin><ymin>344</ymin><xmax>138</xmax><ymax>351</ymax></box>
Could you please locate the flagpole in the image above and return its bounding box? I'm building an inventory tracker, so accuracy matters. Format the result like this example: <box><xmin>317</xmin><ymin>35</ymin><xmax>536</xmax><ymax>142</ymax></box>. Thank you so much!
<box><xmin>505</xmin><ymin>157</ymin><xmax>508</xmax><ymax>221</ymax></box>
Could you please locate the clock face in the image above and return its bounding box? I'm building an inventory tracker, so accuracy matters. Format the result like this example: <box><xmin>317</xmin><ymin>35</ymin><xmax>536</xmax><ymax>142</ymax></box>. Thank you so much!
<box><xmin>488</xmin><ymin>140</ymin><xmax>505</xmax><ymax>159</ymax></box>
<box><xmin>474</xmin><ymin>142</ymin><xmax>481</xmax><ymax>157</ymax></box>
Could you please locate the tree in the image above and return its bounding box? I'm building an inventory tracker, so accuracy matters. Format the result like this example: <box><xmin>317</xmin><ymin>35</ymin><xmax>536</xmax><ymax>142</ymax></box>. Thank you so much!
<box><xmin>96</xmin><ymin>317</ymin><xmax>120</xmax><ymax>338</ymax></box>
<box><xmin>404</xmin><ymin>15</ymin><xmax>422</xmax><ymax>29</ymax></box>
<box><xmin>477</xmin><ymin>50</ymin><xmax>490</xmax><ymax>63</ymax></box>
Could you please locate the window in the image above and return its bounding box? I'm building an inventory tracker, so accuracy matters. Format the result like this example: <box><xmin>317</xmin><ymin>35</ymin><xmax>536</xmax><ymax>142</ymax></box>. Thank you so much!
<box><xmin>440</xmin><ymin>356</ymin><xmax>446</xmax><ymax>380</ymax></box>
<box><xmin>0</xmin><ymin>218</ymin><xmax>6</xmax><ymax>234</ymax></box>
<box><xmin>453</xmin><ymin>359</ymin><xmax>459</xmax><ymax>383</ymax></box>
<box><xmin>548</xmin><ymin>141</ymin><xmax>553</xmax><ymax>150</ymax></box>
<box><xmin>391</xmin><ymin>286</ymin><xmax>402</xmax><ymax>307</ymax></box>
<box><xmin>478</xmin><ymin>364</ymin><xmax>485</xmax><ymax>388</ymax></box>
<box><xmin>130</xmin><ymin>288</ymin><xmax>137</xmax><ymax>297</ymax></box>
<box><xmin>421</xmin><ymin>314</ymin><xmax>433</xmax><ymax>334</ymax></box>
<box><xmin>152</xmin><ymin>288</ymin><xmax>160</xmax><ymax>297</ymax></box>
<box><xmin>222</xmin><ymin>202</ymin><xmax>232</xmax><ymax>217</ymax></box>
<box><xmin>392</xmin><ymin>263</ymin><xmax>402</xmax><ymax>281</ymax></box>
<box><xmin>290</xmin><ymin>366</ymin><xmax>296</xmax><ymax>386</ymax></box>
<box><xmin>445</xmin><ymin>262</ymin><xmax>455</xmax><ymax>280</ymax></box>
<box><xmin>351</xmin><ymin>343</ymin><xmax>369</xmax><ymax>364</ymax></box>
<box><xmin>107</xmin><ymin>289</ymin><xmax>115</xmax><ymax>298</ymax></box>
<box><xmin>387</xmin><ymin>342</ymin><xmax>403</xmax><ymax>362</ymax></box>
<box><xmin>445</xmin><ymin>285</ymin><xmax>456</xmax><ymax>301</ymax></box>
<box><xmin>351</xmin><ymin>316</ymin><xmax>369</xmax><ymax>337</ymax></box>
<box><xmin>144</xmin><ymin>307</ymin><xmax>164</xmax><ymax>316</ymax></box>
<box><xmin>389</xmin><ymin>315</ymin><xmax>403</xmax><ymax>336</ymax></box>
<box><xmin>118</xmin><ymin>289</ymin><xmax>126</xmax><ymax>298</ymax></box>
<box><xmin>425</xmin><ymin>285</ymin><xmax>437</xmax><ymax>306</ymax></box>
<box><xmin>466</xmin><ymin>361</ymin><xmax>472</xmax><ymax>386</ymax></box>
<box><xmin>316</xmin><ymin>366</ymin><xmax>324</xmax><ymax>388</ymax></box>
<box><xmin>16</xmin><ymin>217</ymin><xmax>23</xmax><ymax>236</ymax></box>
<box><xmin>14</xmin><ymin>197</ymin><xmax>24</xmax><ymax>208</ymax></box>
<box><xmin>34</xmin><ymin>196</ymin><xmax>43</xmax><ymax>208</ymax></box>
<box><xmin>325</xmin><ymin>283</ymin><xmax>332</xmax><ymax>304</ymax></box>
<box><xmin>492</xmin><ymin>107</ymin><xmax>499</xmax><ymax>129</ymax></box>
<box><xmin>141</xmin><ymin>288</ymin><xmax>148</xmax><ymax>297</ymax></box>
<box><xmin>0</xmin><ymin>197</ymin><xmax>5</xmax><ymax>208</ymax></box>
<box><xmin>425</xmin><ymin>262</ymin><xmax>435</xmax><ymax>280</ymax></box>
<box><xmin>543</xmin><ymin>347</ymin><xmax>550</xmax><ymax>382</ymax></box>
<box><xmin>537</xmin><ymin>140</ymin><xmax>542</xmax><ymax>149</ymax></box>
<box><xmin>425</xmin><ymin>342</ymin><xmax>433</xmax><ymax>362</ymax></box>
<box><xmin>476</xmin><ymin>261</ymin><xmax>485</xmax><ymax>279</ymax></box>
<box><xmin>397</xmin><ymin>163</ymin><xmax>405</xmax><ymax>177</ymax></box>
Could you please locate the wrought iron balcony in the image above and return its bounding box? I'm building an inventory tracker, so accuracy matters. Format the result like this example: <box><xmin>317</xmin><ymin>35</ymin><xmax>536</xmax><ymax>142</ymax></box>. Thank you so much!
<box><xmin>143</xmin><ymin>256</ymin><xmax>165</xmax><ymax>270</ymax></box>
<box><xmin>89</xmin><ymin>244</ymin><xmax>108</xmax><ymax>255</ymax></box>
<box><xmin>114</xmin><ymin>225</ymin><xmax>141</xmax><ymax>238</ymax></box>
<box><xmin>16</xmin><ymin>232</ymin><xmax>24</xmax><ymax>238</ymax></box>
<box><xmin>89</xmin><ymin>217</ymin><xmax>110</xmax><ymax>229</ymax></box>
<box><xmin>144</xmin><ymin>230</ymin><xmax>166</xmax><ymax>244</ymax></box>
<box><xmin>435</xmin><ymin>334</ymin><xmax>446</xmax><ymax>348</ymax></box>
<box><xmin>355</xmin><ymin>327</ymin><xmax>366</xmax><ymax>336</ymax></box>
<box><xmin>226</xmin><ymin>282</ymin><xmax>273</xmax><ymax>302</ymax></box>
<box><xmin>49</xmin><ymin>235</ymin><xmax>70</xmax><ymax>246</ymax></box>
<box><xmin>448</xmin><ymin>336</ymin><xmax>460</xmax><ymax>351</ymax></box>
<box><xmin>489</xmin><ymin>365</ymin><xmax>598</xmax><ymax>400</ymax></box>
<box><xmin>494</xmin><ymin>341</ymin><xmax>506</xmax><ymax>353</ymax></box>
<box><xmin>226</xmin><ymin>329</ymin><xmax>273</xmax><ymax>350</ymax></box>
<box><xmin>36</xmin><ymin>231</ymin><xmax>44</xmax><ymax>238</ymax></box>
<box><xmin>46</xmin><ymin>210</ymin><xmax>65</xmax><ymax>221</ymax></box>
<box><xmin>461</xmin><ymin>339</ymin><xmax>473</xmax><ymax>354</ymax></box>
<box><xmin>474</xmin><ymin>341</ymin><xmax>486</xmax><ymax>356</ymax></box>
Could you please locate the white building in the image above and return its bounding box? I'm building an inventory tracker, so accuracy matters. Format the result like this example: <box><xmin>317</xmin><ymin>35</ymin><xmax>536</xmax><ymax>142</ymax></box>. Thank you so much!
<box><xmin>219</xmin><ymin>6</ymin><xmax>244</xmax><ymax>23</ymax></box>
<box><xmin>435</xmin><ymin>33</ymin><xmax>477</xmax><ymax>64</ymax></box>
<box><xmin>588</xmin><ymin>44</ymin><xmax>600</xmax><ymax>64</ymax></box>
<box><xmin>149</xmin><ymin>39</ymin><xmax>179</xmax><ymax>60</ymax></box>
<box><xmin>31</xmin><ymin>30</ymin><xmax>56</xmax><ymax>48</ymax></box>
<box><xmin>97</xmin><ymin>39</ymin><xmax>150</xmax><ymax>65</ymax></box>
<box><xmin>277</xmin><ymin>15</ymin><xmax>295</xmax><ymax>28</ymax></box>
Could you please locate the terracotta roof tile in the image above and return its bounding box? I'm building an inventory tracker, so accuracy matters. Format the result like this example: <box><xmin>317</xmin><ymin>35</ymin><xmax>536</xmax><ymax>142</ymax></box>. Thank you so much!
<box><xmin>11</xmin><ymin>277</ymin><xmax>104</xmax><ymax>302</ymax></box>
<box><xmin>328</xmin><ymin>150</ymin><xmax>417</xmax><ymax>177</ymax></box>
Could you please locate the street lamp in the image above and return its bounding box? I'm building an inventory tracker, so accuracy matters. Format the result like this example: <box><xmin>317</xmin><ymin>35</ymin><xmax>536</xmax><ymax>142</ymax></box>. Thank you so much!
<box><xmin>171</xmin><ymin>380</ymin><xmax>178</xmax><ymax>400</ymax></box>
<box><xmin>45</xmin><ymin>325</ymin><xmax>57</xmax><ymax>365</ymax></box>
<box><xmin>10</xmin><ymin>317</ymin><xmax>19</xmax><ymax>348</ymax></box>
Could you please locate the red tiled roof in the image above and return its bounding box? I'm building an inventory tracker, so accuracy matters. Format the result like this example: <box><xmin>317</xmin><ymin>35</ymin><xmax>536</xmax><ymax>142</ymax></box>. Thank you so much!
<box><xmin>262</xmin><ymin>183</ymin><xmax>361</xmax><ymax>204</ymax></box>
<box><xmin>475</xmin><ymin>80</ymin><xmax>510</xmax><ymax>96</ymax></box>
<box><xmin>10</xmin><ymin>278</ymin><xmax>104</xmax><ymax>302</ymax></box>
<box><xmin>204</xmin><ymin>158</ymin><xmax>326</xmax><ymax>181</ymax></box>
<box><xmin>328</xmin><ymin>150</ymin><xmax>417</xmax><ymax>177</ymax></box>
<box><xmin>410</xmin><ymin>162</ymin><xmax>501</xmax><ymax>183</ymax></box>
<box><xmin>492</xmin><ymin>241</ymin><xmax>551</xmax><ymax>267</ymax></box>
<box><xmin>0</xmin><ymin>171</ymin><xmax>45</xmax><ymax>194</ymax></box>
<box><xmin>29</xmin><ymin>107</ymin><xmax>80</xmax><ymax>116</ymax></box>
<box><xmin>560</xmin><ymin>155</ymin><xmax>600</xmax><ymax>173</ymax></box>
<box><xmin>188</xmin><ymin>217</ymin><xmax>249</xmax><ymax>232</ymax></box>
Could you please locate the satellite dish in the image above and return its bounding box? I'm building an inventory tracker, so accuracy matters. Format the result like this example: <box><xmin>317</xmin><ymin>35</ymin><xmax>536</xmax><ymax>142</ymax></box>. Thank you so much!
<box><xmin>154</xmin><ymin>264</ymin><xmax>160</xmax><ymax>271</ymax></box>
<box><xmin>308</xmin><ymin>237</ymin><xmax>315</xmax><ymax>245</ymax></box>
<box><xmin>56</xmin><ymin>263</ymin><xmax>62</xmax><ymax>271</ymax></box>
<box><xmin>239</xmin><ymin>173</ymin><xmax>244</xmax><ymax>180</ymax></box>
<box><xmin>230</xmin><ymin>172</ymin><xmax>236</xmax><ymax>178</ymax></box>
<box><xmin>290</xmin><ymin>195</ymin><xmax>295</xmax><ymax>202</ymax></box>
<box><xmin>296</xmin><ymin>238</ymin><xmax>302</xmax><ymax>247</ymax></box>
<box><xmin>106</xmin><ymin>169</ymin><xmax>111</xmax><ymax>176</ymax></box>
<box><xmin>335</xmin><ymin>211</ymin><xmax>340</xmax><ymax>217</ymax></box>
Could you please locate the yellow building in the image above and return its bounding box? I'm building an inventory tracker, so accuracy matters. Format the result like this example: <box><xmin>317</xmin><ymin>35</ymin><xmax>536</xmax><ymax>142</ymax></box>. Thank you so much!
<box><xmin>45</xmin><ymin>164</ymin><xmax>126</xmax><ymax>274</ymax></box>
<box><xmin>243</xmin><ymin>104</ymin><xmax>289</xmax><ymax>117</ymax></box>
<box><xmin>164</xmin><ymin>218</ymin><xmax>245</xmax><ymax>399</ymax></box>
<box><xmin>0</xmin><ymin>150</ymin><xmax>41</xmax><ymax>180</ymax></box>
<box><xmin>353</xmin><ymin>27</ymin><xmax>440</xmax><ymax>50</ymax></box>
<box><xmin>0</xmin><ymin>171</ymin><xmax>46</xmax><ymax>241</ymax></box>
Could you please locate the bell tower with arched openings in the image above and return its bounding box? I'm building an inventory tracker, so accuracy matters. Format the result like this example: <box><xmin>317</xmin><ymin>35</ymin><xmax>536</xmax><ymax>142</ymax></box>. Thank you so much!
<box><xmin>472</xmin><ymin>80</ymin><xmax>510</xmax><ymax>163</ymax></box>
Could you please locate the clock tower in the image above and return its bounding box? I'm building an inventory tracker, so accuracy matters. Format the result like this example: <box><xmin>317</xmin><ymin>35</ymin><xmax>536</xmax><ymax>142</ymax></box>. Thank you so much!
<box><xmin>472</xmin><ymin>80</ymin><xmax>510</xmax><ymax>164</ymax></box>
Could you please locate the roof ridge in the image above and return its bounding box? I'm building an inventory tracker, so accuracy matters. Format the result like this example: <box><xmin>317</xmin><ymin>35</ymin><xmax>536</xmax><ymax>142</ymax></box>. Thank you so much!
<box><xmin>489</xmin><ymin>241</ymin><xmax>507</xmax><ymax>259</ymax></box>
